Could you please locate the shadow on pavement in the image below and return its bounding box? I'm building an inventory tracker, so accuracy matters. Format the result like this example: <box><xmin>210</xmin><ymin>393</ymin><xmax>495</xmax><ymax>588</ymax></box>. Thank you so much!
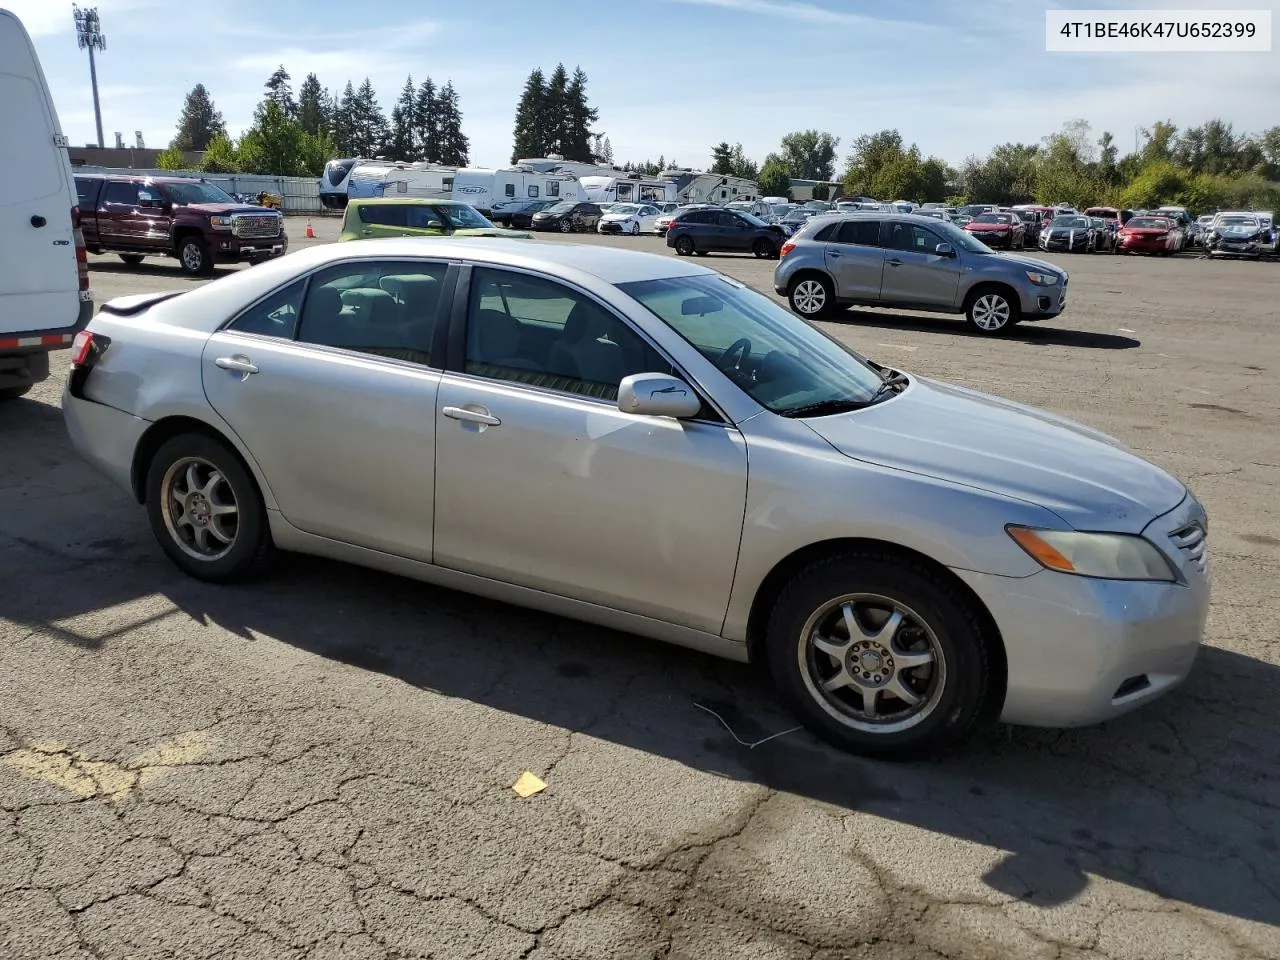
<box><xmin>835</xmin><ymin>309</ymin><xmax>1142</xmax><ymax>350</ymax></box>
<box><xmin>86</xmin><ymin>260</ymin><xmax>238</xmax><ymax>281</ymax></box>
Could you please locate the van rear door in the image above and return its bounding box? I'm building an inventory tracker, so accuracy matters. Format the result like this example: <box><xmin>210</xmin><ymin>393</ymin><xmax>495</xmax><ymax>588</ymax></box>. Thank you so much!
<box><xmin>0</xmin><ymin>10</ymin><xmax>81</xmax><ymax>337</ymax></box>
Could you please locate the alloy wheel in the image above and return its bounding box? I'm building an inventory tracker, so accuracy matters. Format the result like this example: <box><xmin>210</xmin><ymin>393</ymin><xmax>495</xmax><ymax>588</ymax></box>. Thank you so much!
<box><xmin>792</xmin><ymin>279</ymin><xmax>827</xmax><ymax>315</ymax></box>
<box><xmin>181</xmin><ymin>242</ymin><xmax>204</xmax><ymax>273</ymax></box>
<box><xmin>160</xmin><ymin>457</ymin><xmax>239</xmax><ymax>561</ymax></box>
<box><xmin>798</xmin><ymin>594</ymin><xmax>946</xmax><ymax>733</ymax></box>
<box><xmin>970</xmin><ymin>294</ymin><xmax>1011</xmax><ymax>331</ymax></box>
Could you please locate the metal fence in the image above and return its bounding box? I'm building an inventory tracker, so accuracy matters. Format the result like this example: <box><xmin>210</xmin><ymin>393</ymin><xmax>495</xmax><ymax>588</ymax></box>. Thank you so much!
<box><xmin>70</xmin><ymin>167</ymin><xmax>333</xmax><ymax>215</ymax></box>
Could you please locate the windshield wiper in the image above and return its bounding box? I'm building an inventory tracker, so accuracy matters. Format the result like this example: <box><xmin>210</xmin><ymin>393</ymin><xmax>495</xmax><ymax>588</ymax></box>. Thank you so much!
<box><xmin>778</xmin><ymin>398</ymin><xmax>870</xmax><ymax>419</ymax></box>
<box><xmin>869</xmin><ymin>371</ymin><xmax>909</xmax><ymax>403</ymax></box>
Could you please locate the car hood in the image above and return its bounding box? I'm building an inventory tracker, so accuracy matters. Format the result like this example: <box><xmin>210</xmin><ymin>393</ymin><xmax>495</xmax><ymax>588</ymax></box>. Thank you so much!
<box><xmin>531</xmin><ymin>211</ymin><xmax>566</xmax><ymax>219</ymax></box>
<box><xmin>987</xmin><ymin>251</ymin><xmax>1063</xmax><ymax>275</ymax></box>
<box><xmin>601</xmin><ymin>212</ymin><xmax>638</xmax><ymax>221</ymax></box>
<box><xmin>802</xmin><ymin>377</ymin><xmax>1185</xmax><ymax>533</ymax></box>
<box><xmin>1122</xmin><ymin>228</ymin><xmax>1168</xmax><ymax>236</ymax></box>
<box><xmin>966</xmin><ymin>223</ymin><xmax>1007</xmax><ymax>230</ymax></box>
<box><xmin>179</xmin><ymin>203</ymin><xmax>280</xmax><ymax>217</ymax></box>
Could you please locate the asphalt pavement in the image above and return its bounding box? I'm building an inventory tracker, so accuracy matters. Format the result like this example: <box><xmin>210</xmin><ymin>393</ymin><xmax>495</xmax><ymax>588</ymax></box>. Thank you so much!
<box><xmin>1</xmin><ymin>217</ymin><xmax>1277</xmax><ymax>960</ymax></box>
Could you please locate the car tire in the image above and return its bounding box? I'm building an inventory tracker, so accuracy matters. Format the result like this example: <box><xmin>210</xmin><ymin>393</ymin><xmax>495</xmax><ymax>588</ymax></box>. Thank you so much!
<box><xmin>178</xmin><ymin>236</ymin><xmax>214</xmax><ymax>276</ymax></box>
<box><xmin>559</xmin><ymin>220</ymin><xmax>572</xmax><ymax>234</ymax></box>
<box><xmin>630</xmin><ymin>221</ymin><xmax>640</xmax><ymax>236</ymax></box>
<box><xmin>965</xmin><ymin>287</ymin><xmax>1019</xmax><ymax>334</ymax></box>
<box><xmin>764</xmin><ymin>550</ymin><xmax>990</xmax><ymax>760</ymax></box>
<box><xmin>0</xmin><ymin>385</ymin><xmax>33</xmax><ymax>402</ymax></box>
<box><xmin>674</xmin><ymin>236</ymin><xmax>695</xmax><ymax>257</ymax></box>
<box><xmin>752</xmin><ymin>238</ymin><xmax>776</xmax><ymax>259</ymax></box>
<box><xmin>119</xmin><ymin>253</ymin><xmax>145</xmax><ymax>266</ymax></box>
<box><xmin>788</xmin><ymin>274</ymin><xmax>834</xmax><ymax>319</ymax></box>
<box><xmin>145</xmin><ymin>433</ymin><xmax>275</xmax><ymax>583</ymax></box>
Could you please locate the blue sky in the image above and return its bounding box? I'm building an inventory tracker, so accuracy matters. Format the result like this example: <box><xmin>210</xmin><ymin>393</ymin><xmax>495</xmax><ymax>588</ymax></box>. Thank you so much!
<box><xmin>10</xmin><ymin>0</ymin><xmax>1280</xmax><ymax>171</ymax></box>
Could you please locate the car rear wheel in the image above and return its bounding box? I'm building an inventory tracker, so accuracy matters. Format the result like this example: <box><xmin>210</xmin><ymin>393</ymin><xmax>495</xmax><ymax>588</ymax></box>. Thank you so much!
<box><xmin>178</xmin><ymin>237</ymin><xmax>214</xmax><ymax>276</ymax></box>
<box><xmin>752</xmin><ymin>238</ymin><xmax>776</xmax><ymax>259</ymax></box>
<box><xmin>765</xmin><ymin>551</ymin><xmax>990</xmax><ymax>759</ymax></box>
<box><xmin>965</xmin><ymin>288</ymin><xmax>1019</xmax><ymax>334</ymax></box>
<box><xmin>674</xmin><ymin>236</ymin><xmax>695</xmax><ymax>256</ymax></box>
<box><xmin>145</xmin><ymin>433</ymin><xmax>275</xmax><ymax>583</ymax></box>
<box><xmin>119</xmin><ymin>253</ymin><xmax>145</xmax><ymax>266</ymax></box>
<box><xmin>788</xmin><ymin>275</ymin><xmax>833</xmax><ymax>319</ymax></box>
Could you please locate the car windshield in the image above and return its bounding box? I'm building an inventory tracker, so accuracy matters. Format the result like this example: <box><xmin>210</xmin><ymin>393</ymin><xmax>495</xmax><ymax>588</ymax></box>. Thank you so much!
<box><xmin>160</xmin><ymin>181</ymin><xmax>236</xmax><ymax>205</ymax></box>
<box><xmin>1051</xmin><ymin>216</ymin><xmax>1089</xmax><ymax>228</ymax></box>
<box><xmin>973</xmin><ymin>214</ymin><xmax>1004</xmax><ymax>224</ymax></box>
<box><xmin>738</xmin><ymin>211</ymin><xmax>768</xmax><ymax>227</ymax></box>
<box><xmin>619</xmin><ymin>274</ymin><xmax>885</xmax><ymax>415</ymax></box>
<box><xmin>611</xmin><ymin>204</ymin><xmax>639</xmax><ymax>215</ymax></box>
<box><xmin>547</xmin><ymin>201</ymin><xmax>577</xmax><ymax>213</ymax></box>
<box><xmin>1126</xmin><ymin>218</ymin><xmax>1168</xmax><ymax>229</ymax></box>
<box><xmin>440</xmin><ymin>204</ymin><xmax>495</xmax><ymax>228</ymax></box>
<box><xmin>1218</xmin><ymin>216</ymin><xmax>1258</xmax><ymax>228</ymax></box>
<box><xmin>1016</xmin><ymin>211</ymin><xmax>1036</xmax><ymax>221</ymax></box>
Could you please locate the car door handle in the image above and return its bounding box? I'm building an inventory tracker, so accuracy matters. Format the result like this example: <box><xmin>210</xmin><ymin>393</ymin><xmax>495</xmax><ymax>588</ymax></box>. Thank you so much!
<box><xmin>215</xmin><ymin>356</ymin><xmax>259</xmax><ymax>375</ymax></box>
<box><xmin>828</xmin><ymin>251</ymin><xmax>841</xmax><ymax>257</ymax></box>
<box><xmin>443</xmin><ymin>406</ymin><xmax>501</xmax><ymax>427</ymax></box>
<box><xmin>30</xmin><ymin>215</ymin><xmax>47</xmax><ymax>228</ymax></box>
<box><xmin>886</xmin><ymin>258</ymin><xmax>903</xmax><ymax>266</ymax></box>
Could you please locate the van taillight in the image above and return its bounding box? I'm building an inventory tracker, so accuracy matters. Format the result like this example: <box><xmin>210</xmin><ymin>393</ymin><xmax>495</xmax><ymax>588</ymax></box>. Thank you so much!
<box><xmin>72</xmin><ymin>206</ymin><xmax>89</xmax><ymax>290</ymax></box>
<box><xmin>780</xmin><ymin>240</ymin><xmax>796</xmax><ymax>257</ymax></box>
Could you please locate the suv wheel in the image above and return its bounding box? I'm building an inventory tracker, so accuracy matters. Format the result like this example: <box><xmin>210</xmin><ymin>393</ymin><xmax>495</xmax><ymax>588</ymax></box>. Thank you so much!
<box><xmin>765</xmin><ymin>550</ymin><xmax>990</xmax><ymax>759</ymax></box>
<box><xmin>965</xmin><ymin>289</ymin><xmax>1019</xmax><ymax>334</ymax></box>
<box><xmin>753</xmin><ymin>238</ymin><xmax>777</xmax><ymax>259</ymax></box>
<box><xmin>178</xmin><ymin>237</ymin><xmax>213</xmax><ymax>276</ymax></box>
<box><xmin>789</xmin><ymin>275</ymin><xmax>833</xmax><ymax>319</ymax></box>
<box><xmin>674</xmin><ymin>235</ymin><xmax>695</xmax><ymax>257</ymax></box>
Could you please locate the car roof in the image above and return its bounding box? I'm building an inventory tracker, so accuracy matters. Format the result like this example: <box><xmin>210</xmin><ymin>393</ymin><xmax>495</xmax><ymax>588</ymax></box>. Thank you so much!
<box><xmin>349</xmin><ymin>197</ymin><xmax>468</xmax><ymax>207</ymax></box>
<box><xmin>304</xmin><ymin>237</ymin><xmax>716</xmax><ymax>284</ymax></box>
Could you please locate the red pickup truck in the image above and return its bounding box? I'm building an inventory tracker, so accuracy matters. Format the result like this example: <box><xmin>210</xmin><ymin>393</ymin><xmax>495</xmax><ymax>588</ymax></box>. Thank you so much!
<box><xmin>74</xmin><ymin>175</ymin><xmax>288</xmax><ymax>276</ymax></box>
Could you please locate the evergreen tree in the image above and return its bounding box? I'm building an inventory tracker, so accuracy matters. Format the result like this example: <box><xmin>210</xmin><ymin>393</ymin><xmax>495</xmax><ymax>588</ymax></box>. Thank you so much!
<box><xmin>435</xmin><ymin>81</ymin><xmax>469</xmax><ymax>166</ymax></box>
<box><xmin>544</xmin><ymin>64</ymin><xmax>570</xmax><ymax>156</ymax></box>
<box><xmin>415</xmin><ymin>78</ymin><xmax>439</xmax><ymax>162</ymax></box>
<box><xmin>711</xmin><ymin>142</ymin><xmax>734</xmax><ymax>174</ymax></box>
<box><xmin>238</xmin><ymin>100</ymin><xmax>303</xmax><ymax>175</ymax></box>
<box><xmin>390</xmin><ymin>76</ymin><xmax>417</xmax><ymax>160</ymax></box>
<box><xmin>562</xmin><ymin>67</ymin><xmax>598</xmax><ymax>162</ymax></box>
<box><xmin>297</xmin><ymin>73</ymin><xmax>328</xmax><ymax>136</ymax></box>
<box><xmin>511</xmin><ymin>68</ymin><xmax>547</xmax><ymax>162</ymax></box>
<box><xmin>349</xmin><ymin>78</ymin><xmax>388</xmax><ymax>157</ymax></box>
<box><xmin>592</xmin><ymin>134</ymin><xmax>613</xmax><ymax>165</ymax></box>
<box><xmin>331</xmin><ymin>82</ymin><xmax>357</xmax><ymax>156</ymax></box>
<box><xmin>264</xmin><ymin>65</ymin><xmax>296</xmax><ymax>118</ymax></box>
<box><xmin>171</xmin><ymin>84</ymin><xmax>225</xmax><ymax>152</ymax></box>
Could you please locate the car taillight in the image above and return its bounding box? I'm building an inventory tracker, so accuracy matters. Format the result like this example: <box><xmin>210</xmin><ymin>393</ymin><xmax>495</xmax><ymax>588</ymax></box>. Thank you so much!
<box><xmin>780</xmin><ymin>240</ymin><xmax>795</xmax><ymax>257</ymax></box>
<box><xmin>72</xmin><ymin>206</ymin><xmax>89</xmax><ymax>291</ymax></box>
<box><xmin>71</xmin><ymin>330</ymin><xmax>96</xmax><ymax>367</ymax></box>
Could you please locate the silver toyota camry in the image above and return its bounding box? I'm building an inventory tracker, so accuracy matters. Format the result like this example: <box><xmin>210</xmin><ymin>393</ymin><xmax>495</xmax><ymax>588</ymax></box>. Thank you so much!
<box><xmin>63</xmin><ymin>239</ymin><xmax>1210</xmax><ymax>759</ymax></box>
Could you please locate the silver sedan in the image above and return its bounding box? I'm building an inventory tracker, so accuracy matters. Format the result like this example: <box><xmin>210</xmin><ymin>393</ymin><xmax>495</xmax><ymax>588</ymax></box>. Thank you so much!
<box><xmin>63</xmin><ymin>239</ymin><xmax>1210</xmax><ymax>758</ymax></box>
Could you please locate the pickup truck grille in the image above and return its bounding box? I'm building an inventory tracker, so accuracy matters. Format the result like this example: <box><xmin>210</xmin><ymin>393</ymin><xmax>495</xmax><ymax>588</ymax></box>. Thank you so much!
<box><xmin>232</xmin><ymin>215</ymin><xmax>282</xmax><ymax>239</ymax></box>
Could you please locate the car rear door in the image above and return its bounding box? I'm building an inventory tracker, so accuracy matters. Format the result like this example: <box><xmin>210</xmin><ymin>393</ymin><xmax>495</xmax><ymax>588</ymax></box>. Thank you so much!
<box><xmin>877</xmin><ymin>220</ymin><xmax>962</xmax><ymax>308</ymax></box>
<box><xmin>97</xmin><ymin>180</ymin><xmax>149</xmax><ymax>244</ymax></box>
<box><xmin>0</xmin><ymin>15</ymin><xmax>79</xmax><ymax>338</ymax></box>
<box><xmin>824</xmin><ymin>219</ymin><xmax>886</xmax><ymax>301</ymax></box>
<box><xmin>353</xmin><ymin>203</ymin><xmax>409</xmax><ymax>238</ymax></box>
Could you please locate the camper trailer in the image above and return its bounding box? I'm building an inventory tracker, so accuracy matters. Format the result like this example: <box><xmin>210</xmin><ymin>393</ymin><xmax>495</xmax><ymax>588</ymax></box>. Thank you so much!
<box><xmin>346</xmin><ymin>162</ymin><xmax>458</xmax><ymax>202</ymax></box>
<box><xmin>320</xmin><ymin>158</ymin><xmax>390</xmax><ymax>208</ymax></box>
<box><xmin>579</xmin><ymin>175</ymin><xmax>677</xmax><ymax>206</ymax></box>
<box><xmin>453</xmin><ymin>167</ymin><xmax>585</xmax><ymax>215</ymax></box>
<box><xmin>662</xmin><ymin>170</ymin><xmax>760</xmax><ymax>205</ymax></box>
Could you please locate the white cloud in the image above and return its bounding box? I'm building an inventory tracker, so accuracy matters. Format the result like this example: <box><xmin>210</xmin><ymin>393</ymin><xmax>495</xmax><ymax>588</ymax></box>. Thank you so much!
<box><xmin>3</xmin><ymin>0</ymin><xmax>159</xmax><ymax>38</ymax></box>
<box><xmin>664</xmin><ymin>0</ymin><xmax>925</xmax><ymax>29</ymax></box>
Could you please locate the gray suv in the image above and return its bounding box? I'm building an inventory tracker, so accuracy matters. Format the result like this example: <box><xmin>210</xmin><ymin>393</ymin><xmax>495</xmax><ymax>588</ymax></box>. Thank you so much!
<box><xmin>773</xmin><ymin>213</ymin><xmax>1068</xmax><ymax>335</ymax></box>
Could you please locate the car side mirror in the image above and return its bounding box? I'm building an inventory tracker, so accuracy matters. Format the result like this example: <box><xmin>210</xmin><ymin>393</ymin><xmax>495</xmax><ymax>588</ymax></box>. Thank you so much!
<box><xmin>618</xmin><ymin>373</ymin><xmax>702</xmax><ymax>419</ymax></box>
<box><xmin>935</xmin><ymin>242</ymin><xmax>955</xmax><ymax>257</ymax></box>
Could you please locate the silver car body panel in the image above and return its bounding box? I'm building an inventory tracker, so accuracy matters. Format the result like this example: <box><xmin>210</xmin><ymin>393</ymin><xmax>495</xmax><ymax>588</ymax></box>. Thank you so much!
<box><xmin>64</xmin><ymin>237</ymin><xmax>1205</xmax><ymax>731</ymax></box>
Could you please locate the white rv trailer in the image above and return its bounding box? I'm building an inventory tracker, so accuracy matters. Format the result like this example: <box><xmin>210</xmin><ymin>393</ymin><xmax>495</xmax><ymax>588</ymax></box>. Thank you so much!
<box><xmin>452</xmin><ymin>166</ymin><xmax>585</xmax><ymax>215</ymax></box>
<box><xmin>320</xmin><ymin>158</ymin><xmax>392</xmax><ymax>208</ymax></box>
<box><xmin>579</xmin><ymin>175</ymin><xmax>677</xmax><ymax>205</ymax></box>
<box><xmin>661</xmin><ymin>170</ymin><xmax>760</xmax><ymax>204</ymax></box>
<box><xmin>364</xmin><ymin>162</ymin><xmax>458</xmax><ymax>201</ymax></box>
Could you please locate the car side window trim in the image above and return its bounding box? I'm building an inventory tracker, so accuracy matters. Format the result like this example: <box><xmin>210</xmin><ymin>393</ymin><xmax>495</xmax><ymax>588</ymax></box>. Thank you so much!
<box><xmin>444</xmin><ymin>263</ymin><xmax>730</xmax><ymax>425</ymax></box>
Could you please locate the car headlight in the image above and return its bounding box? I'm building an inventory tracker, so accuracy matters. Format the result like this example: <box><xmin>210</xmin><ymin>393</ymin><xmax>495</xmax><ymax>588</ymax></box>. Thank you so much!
<box><xmin>1025</xmin><ymin>271</ymin><xmax>1059</xmax><ymax>286</ymax></box>
<box><xmin>1006</xmin><ymin>526</ymin><xmax>1176</xmax><ymax>582</ymax></box>
<box><xmin>210</xmin><ymin>215</ymin><xmax>233</xmax><ymax>230</ymax></box>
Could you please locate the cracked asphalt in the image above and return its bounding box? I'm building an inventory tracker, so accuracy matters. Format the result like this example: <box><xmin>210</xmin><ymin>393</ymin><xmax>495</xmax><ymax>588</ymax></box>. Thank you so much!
<box><xmin>2</xmin><ymin>219</ymin><xmax>1277</xmax><ymax>959</ymax></box>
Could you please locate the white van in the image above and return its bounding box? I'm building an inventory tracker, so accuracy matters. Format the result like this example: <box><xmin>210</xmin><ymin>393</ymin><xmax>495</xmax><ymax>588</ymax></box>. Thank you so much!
<box><xmin>0</xmin><ymin>8</ymin><xmax>91</xmax><ymax>400</ymax></box>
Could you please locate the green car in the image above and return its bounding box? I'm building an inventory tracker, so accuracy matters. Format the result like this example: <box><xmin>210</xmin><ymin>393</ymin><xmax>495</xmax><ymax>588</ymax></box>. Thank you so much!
<box><xmin>339</xmin><ymin>198</ymin><xmax>533</xmax><ymax>242</ymax></box>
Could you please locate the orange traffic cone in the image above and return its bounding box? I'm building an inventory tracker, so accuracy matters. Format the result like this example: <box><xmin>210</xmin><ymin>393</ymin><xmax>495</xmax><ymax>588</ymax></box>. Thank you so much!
<box><xmin>304</xmin><ymin>219</ymin><xmax>315</xmax><ymax>239</ymax></box>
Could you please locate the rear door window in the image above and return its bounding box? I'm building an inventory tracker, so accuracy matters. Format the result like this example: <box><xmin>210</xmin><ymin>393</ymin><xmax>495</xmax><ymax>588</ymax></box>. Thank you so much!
<box><xmin>834</xmin><ymin>220</ymin><xmax>880</xmax><ymax>245</ymax></box>
<box><xmin>75</xmin><ymin>178</ymin><xmax>101</xmax><ymax>207</ymax></box>
<box><xmin>357</xmin><ymin>204</ymin><xmax>408</xmax><ymax>227</ymax></box>
<box><xmin>103</xmin><ymin>181</ymin><xmax>140</xmax><ymax>205</ymax></box>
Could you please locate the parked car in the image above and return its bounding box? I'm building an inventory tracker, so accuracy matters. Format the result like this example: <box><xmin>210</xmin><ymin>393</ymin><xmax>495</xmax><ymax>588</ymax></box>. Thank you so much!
<box><xmin>775</xmin><ymin>213</ymin><xmax>1068</xmax><ymax>335</ymax></box>
<box><xmin>666</xmin><ymin>207</ymin><xmax>786</xmax><ymax>258</ymax></box>
<box><xmin>597</xmin><ymin>203</ymin><xmax>663</xmax><ymax>235</ymax></box>
<box><xmin>1114</xmin><ymin>216</ymin><xmax>1181</xmax><ymax>256</ymax></box>
<box><xmin>963</xmin><ymin>212</ymin><xmax>1026</xmax><ymax>250</ymax></box>
<box><xmin>75</xmin><ymin>175</ymin><xmax>287</xmax><ymax>276</ymax></box>
<box><xmin>914</xmin><ymin>208</ymin><xmax>953</xmax><ymax>224</ymax></box>
<box><xmin>1252</xmin><ymin>209</ymin><xmax>1279</xmax><ymax>254</ymax></box>
<box><xmin>1013</xmin><ymin>209</ymin><xmax>1044</xmax><ymax>245</ymax></box>
<box><xmin>1038</xmin><ymin>215</ymin><xmax>1101</xmax><ymax>254</ymax></box>
<box><xmin>489</xmin><ymin>197</ymin><xmax>555</xmax><ymax>227</ymax></box>
<box><xmin>530</xmin><ymin>201</ymin><xmax>603</xmax><ymax>234</ymax></box>
<box><xmin>62</xmin><ymin>238</ymin><xmax>1209</xmax><ymax>759</ymax></box>
<box><xmin>1088</xmin><ymin>217</ymin><xmax>1115</xmax><ymax>252</ymax></box>
<box><xmin>339</xmin><ymin>198</ymin><xmax>531</xmax><ymax>242</ymax></box>
<box><xmin>957</xmin><ymin>204</ymin><xmax>997</xmax><ymax>219</ymax></box>
<box><xmin>727</xmin><ymin>200</ymin><xmax>776</xmax><ymax>219</ymax></box>
<box><xmin>1205</xmin><ymin>212</ymin><xmax>1269</xmax><ymax>259</ymax></box>
<box><xmin>0</xmin><ymin>8</ymin><xmax>93</xmax><ymax>401</ymax></box>
<box><xmin>655</xmin><ymin>204</ymin><xmax>712</xmax><ymax>236</ymax></box>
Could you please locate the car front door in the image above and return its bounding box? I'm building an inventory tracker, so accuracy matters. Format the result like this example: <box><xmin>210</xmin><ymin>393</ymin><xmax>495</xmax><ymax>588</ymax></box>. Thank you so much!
<box><xmin>200</xmin><ymin>258</ymin><xmax>451</xmax><ymax>562</ymax></box>
<box><xmin>431</xmin><ymin>265</ymin><xmax>749</xmax><ymax>634</ymax></box>
<box><xmin>718</xmin><ymin>211</ymin><xmax>752</xmax><ymax>250</ymax></box>
<box><xmin>878</xmin><ymin>220</ymin><xmax>962</xmax><ymax>308</ymax></box>
<box><xmin>825</xmin><ymin>219</ymin><xmax>886</xmax><ymax>301</ymax></box>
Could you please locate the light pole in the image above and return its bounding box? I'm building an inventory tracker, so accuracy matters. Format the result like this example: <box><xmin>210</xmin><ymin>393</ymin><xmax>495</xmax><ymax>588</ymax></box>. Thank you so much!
<box><xmin>72</xmin><ymin>5</ymin><xmax>106</xmax><ymax>149</ymax></box>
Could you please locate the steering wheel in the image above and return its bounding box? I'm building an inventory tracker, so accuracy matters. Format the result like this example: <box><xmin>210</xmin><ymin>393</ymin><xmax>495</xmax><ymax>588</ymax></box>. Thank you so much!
<box><xmin>718</xmin><ymin>337</ymin><xmax>752</xmax><ymax>374</ymax></box>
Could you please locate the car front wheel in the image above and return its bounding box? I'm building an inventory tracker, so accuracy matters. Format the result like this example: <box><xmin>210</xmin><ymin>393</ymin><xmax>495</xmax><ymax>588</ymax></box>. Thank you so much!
<box><xmin>145</xmin><ymin>433</ymin><xmax>275</xmax><ymax>583</ymax></box>
<box><xmin>766</xmin><ymin>551</ymin><xmax>990</xmax><ymax>759</ymax></box>
<box><xmin>789</xmin><ymin>275</ymin><xmax>833</xmax><ymax>318</ymax></box>
<box><xmin>965</xmin><ymin>289</ymin><xmax>1019</xmax><ymax>334</ymax></box>
<box><xmin>178</xmin><ymin>237</ymin><xmax>214</xmax><ymax>276</ymax></box>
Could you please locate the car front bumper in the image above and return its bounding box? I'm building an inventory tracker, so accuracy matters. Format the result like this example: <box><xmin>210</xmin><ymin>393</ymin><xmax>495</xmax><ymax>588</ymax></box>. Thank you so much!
<box><xmin>1118</xmin><ymin>238</ymin><xmax>1169</xmax><ymax>252</ymax></box>
<box><xmin>1208</xmin><ymin>239</ymin><xmax>1267</xmax><ymax>256</ymax></box>
<box><xmin>1014</xmin><ymin>281</ymin><xmax>1066</xmax><ymax>320</ymax></box>
<box><xmin>954</xmin><ymin>499</ymin><xmax>1210</xmax><ymax>728</ymax></box>
<box><xmin>214</xmin><ymin>234</ymin><xmax>289</xmax><ymax>263</ymax></box>
<box><xmin>1040</xmin><ymin>236</ymin><xmax>1091</xmax><ymax>251</ymax></box>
